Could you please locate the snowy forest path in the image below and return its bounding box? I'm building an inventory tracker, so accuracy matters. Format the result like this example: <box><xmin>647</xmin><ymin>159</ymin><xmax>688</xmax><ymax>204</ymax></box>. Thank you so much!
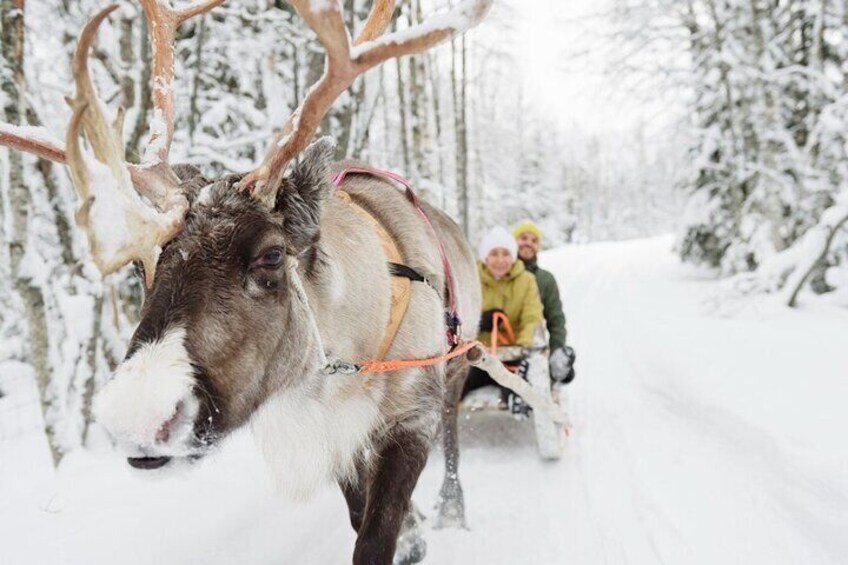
<box><xmin>3</xmin><ymin>237</ymin><xmax>848</xmax><ymax>565</ymax></box>
<box><xmin>525</xmin><ymin>236</ymin><xmax>848</xmax><ymax>565</ymax></box>
<box><xmin>422</xmin><ymin>236</ymin><xmax>848</xmax><ymax>564</ymax></box>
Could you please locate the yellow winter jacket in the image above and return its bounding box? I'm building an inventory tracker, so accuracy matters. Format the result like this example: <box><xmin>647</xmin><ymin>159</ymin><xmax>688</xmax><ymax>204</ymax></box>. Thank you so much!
<box><xmin>478</xmin><ymin>260</ymin><xmax>544</xmax><ymax>347</ymax></box>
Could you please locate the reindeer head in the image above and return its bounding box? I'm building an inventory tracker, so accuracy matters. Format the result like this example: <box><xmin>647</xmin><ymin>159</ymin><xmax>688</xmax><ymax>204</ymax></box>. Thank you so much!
<box><xmin>0</xmin><ymin>0</ymin><xmax>492</xmax><ymax>471</ymax></box>
<box><xmin>93</xmin><ymin>139</ymin><xmax>338</xmax><ymax>470</ymax></box>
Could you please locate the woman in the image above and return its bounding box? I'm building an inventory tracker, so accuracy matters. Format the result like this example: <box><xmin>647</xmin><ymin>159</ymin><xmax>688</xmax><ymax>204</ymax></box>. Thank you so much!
<box><xmin>464</xmin><ymin>226</ymin><xmax>544</xmax><ymax>398</ymax></box>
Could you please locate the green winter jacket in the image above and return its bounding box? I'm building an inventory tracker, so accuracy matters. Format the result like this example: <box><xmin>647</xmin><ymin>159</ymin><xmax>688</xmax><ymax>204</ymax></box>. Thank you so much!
<box><xmin>521</xmin><ymin>258</ymin><xmax>567</xmax><ymax>350</ymax></box>
<box><xmin>478</xmin><ymin>260</ymin><xmax>544</xmax><ymax>347</ymax></box>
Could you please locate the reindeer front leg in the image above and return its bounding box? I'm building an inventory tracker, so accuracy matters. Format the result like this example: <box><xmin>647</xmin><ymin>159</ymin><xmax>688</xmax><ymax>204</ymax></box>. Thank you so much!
<box><xmin>340</xmin><ymin>468</ymin><xmax>367</xmax><ymax>533</ymax></box>
<box><xmin>353</xmin><ymin>430</ymin><xmax>429</xmax><ymax>565</ymax></box>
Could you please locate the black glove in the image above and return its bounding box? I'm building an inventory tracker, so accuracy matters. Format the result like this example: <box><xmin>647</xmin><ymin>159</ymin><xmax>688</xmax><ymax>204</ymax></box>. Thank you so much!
<box><xmin>479</xmin><ymin>308</ymin><xmax>505</xmax><ymax>333</ymax></box>
<box><xmin>550</xmin><ymin>345</ymin><xmax>576</xmax><ymax>384</ymax></box>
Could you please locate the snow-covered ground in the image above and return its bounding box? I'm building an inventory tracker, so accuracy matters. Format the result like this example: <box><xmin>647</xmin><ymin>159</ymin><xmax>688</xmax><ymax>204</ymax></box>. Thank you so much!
<box><xmin>2</xmin><ymin>236</ymin><xmax>846</xmax><ymax>564</ymax></box>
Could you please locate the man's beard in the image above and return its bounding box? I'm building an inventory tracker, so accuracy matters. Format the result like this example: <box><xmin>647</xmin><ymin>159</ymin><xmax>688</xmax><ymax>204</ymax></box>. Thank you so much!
<box><xmin>519</xmin><ymin>247</ymin><xmax>536</xmax><ymax>261</ymax></box>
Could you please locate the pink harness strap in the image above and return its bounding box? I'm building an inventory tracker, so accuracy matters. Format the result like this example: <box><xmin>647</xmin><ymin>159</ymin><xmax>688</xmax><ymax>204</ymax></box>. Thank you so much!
<box><xmin>331</xmin><ymin>165</ymin><xmax>462</xmax><ymax>347</ymax></box>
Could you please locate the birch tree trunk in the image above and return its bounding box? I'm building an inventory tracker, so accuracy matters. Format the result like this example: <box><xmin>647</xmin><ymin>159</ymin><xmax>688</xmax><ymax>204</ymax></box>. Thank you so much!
<box><xmin>407</xmin><ymin>0</ymin><xmax>430</xmax><ymax>183</ymax></box>
<box><xmin>81</xmin><ymin>295</ymin><xmax>104</xmax><ymax>444</ymax></box>
<box><xmin>25</xmin><ymin>108</ymin><xmax>74</xmax><ymax>266</ymax></box>
<box><xmin>1</xmin><ymin>0</ymin><xmax>61</xmax><ymax>467</ymax></box>
<box><xmin>452</xmin><ymin>34</ymin><xmax>469</xmax><ymax>237</ymax></box>
<box><xmin>426</xmin><ymin>51</ymin><xmax>445</xmax><ymax>194</ymax></box>
<box><xmin>129</xmin><ymin>17</ymin><xmax>153</xmax><ymax>159</ymax></box>
<box><xmin>395</xmin><ymin>57</ymin><xmax>411</xmax><ymax>174</ymax></box>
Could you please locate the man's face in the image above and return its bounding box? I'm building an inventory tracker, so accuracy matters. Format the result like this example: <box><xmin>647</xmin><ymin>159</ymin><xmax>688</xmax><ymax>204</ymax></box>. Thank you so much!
<box><xmin>516</xmin><ymin>232</ymin><xmax>540</xmax><ymax>261</ymax></box>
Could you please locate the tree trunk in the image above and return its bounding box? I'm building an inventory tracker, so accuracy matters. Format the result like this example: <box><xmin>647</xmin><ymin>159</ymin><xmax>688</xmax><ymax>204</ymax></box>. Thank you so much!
<box><xmin>395</xmin><ymin>57</ymin><xmax>411</xmax><ymax>174</ymax></box>
<box><xmin>426</xmin><ymin>51</ymin><xmax>445</xmax><ymax>193</ymax></box>
<box><xmin>119</xmin><ymin>15</ymin><xmax>135</xmax><ymax>116</ymax></box>
<box><xmin>353</xmin><ymin>73</ymin><xmax>384</xmax><ymax>158</ymax></box>
<box><xmin>452</xmin><ymin>34</ymin><xmax>469</xmax><ymax>237</ymax></box>
<box><xmin>336</xmin><ymin>0</ymin><xmax>368</xmax><ymax>158</ymax></box>
<box><xmin>189</xmin><ymin>15</ymin><xmax>207</xmax><ymax>141</ymax></box>
<box><xmin>1</xmin><ymin>0</ymin><xmax>62</xmax><ymax>467</ymax></box>
<box><xmin>25</xmin><ymin>108</ymin><xmax>74</xmax><ymax>266</ymax></box>
<box><xmin>407</xmin><ymin>0</ymin><xmax>430</xmax><ymax>184</ymax></box>
<box><xmin>81</xmin><ymin>295</ymin><xmax>104</xmax><ymax>445</ymax></box>
<box><xmin>129</xmin><ymin>17</ymin><xmax>153</xmax><ymax>160</ymax></box>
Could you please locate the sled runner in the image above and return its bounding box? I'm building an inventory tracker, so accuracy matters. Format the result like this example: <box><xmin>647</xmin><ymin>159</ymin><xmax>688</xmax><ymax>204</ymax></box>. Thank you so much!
<box><xmin>462</xmin><ymin>316</ymin><xmax>569</xmax><ymax>460</ymax></box>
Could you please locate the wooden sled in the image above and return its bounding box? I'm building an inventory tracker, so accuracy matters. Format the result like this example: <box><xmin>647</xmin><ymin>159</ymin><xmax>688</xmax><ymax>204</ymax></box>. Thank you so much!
<box><xmin>461</xmin><ymin>318</ymin><xmax>569</xmax><ymax>461</ymax></box>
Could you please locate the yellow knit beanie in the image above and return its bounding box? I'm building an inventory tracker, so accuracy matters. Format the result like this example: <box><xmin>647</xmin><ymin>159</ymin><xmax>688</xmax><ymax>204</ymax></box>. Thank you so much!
<box><xmin>513</xmin><ymin>220</ymin><xmax>542</xmax><ymax>242</ymax></box>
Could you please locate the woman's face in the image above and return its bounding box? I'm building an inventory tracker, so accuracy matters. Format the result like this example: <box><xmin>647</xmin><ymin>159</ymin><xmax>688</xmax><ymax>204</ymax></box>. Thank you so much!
<box><xmin>485</xmin><ymin>247</ymin><xmax>514</xmax><ymax>279</ymax></box>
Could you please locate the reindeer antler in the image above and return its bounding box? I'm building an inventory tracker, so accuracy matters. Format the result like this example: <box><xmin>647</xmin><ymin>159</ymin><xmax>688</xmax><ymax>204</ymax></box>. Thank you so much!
<box><xmin>0</xmin><ymin>125</ymin><xmax>68</xmax><ymax>164</ymax></box>
<box><xmin>0</xmin><ymin>0</ymin><xmax>493</xmax><ymax>281</ymax></box>
<box><xmin>137</xmin><ymin>0</ymin><xmax>226</xmax><ymax>164</ymax></box>
<box><xmin>238</xmin><ymin>0</ymin><xmax>493</xmax><ymax>206</ymax></box>
<box><xmin>65</xmin><ymin>4</ymin><xmax>188</xmax><ymax>287</ymax></box>
<box><xmin>354</xmin><ymin>0</ymin><xmax>396</xmax><ymax>46</ymax></box>
<box><xmin>0</xmin><ymin>124</ymin><xmax>188</xmax><ymax>210</ymax></box>
<box><xmin>0</xmin><ymin>2</ymin><xmax>223</xmax><ymax>287</ymax></box>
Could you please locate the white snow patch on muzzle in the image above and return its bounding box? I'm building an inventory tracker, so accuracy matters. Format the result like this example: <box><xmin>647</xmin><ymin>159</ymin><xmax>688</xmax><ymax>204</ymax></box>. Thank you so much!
<box><xmin>94</xmin><ymin>327</ymin><xmax>199</xmax><ymax>453</ymax></box>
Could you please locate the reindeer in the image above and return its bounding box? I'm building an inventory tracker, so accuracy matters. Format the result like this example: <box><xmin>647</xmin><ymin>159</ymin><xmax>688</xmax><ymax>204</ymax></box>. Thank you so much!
<box><xmin>0</xmin><ymin>1</ymin><xmax>493</xmax><ymax>563</ymax></box>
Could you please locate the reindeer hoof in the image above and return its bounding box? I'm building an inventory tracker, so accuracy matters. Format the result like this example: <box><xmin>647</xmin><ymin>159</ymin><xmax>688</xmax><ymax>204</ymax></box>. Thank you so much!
<box><xmin>394</xmin><ymin>534</ymin><xmax>426</xmax><ymax>565</ymax></box>
<box><xmin>394</xmin><ymin>508</ymin><xmax>427</xmax><ymax>564</ymax></box>
<box><xmin>433</xmin><ymin>480</ymin><xmax>468</xmax><ymax>530</ymax></box>
<box><xmin>433</xmin><ymin>502</ymin><xmax>468</xmax><ymax>530</ymax></box>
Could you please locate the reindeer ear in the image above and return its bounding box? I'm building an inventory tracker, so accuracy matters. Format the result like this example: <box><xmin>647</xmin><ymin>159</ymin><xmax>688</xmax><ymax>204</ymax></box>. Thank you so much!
<box><xmin>274</xmin><ymin>137</ymin><xmax>336</xmax><ymax>253</ymax></box>
<box><xmin>171</xmin><ymin>164</ymin><xmax>210</xmax><ymax>205</ymax></box>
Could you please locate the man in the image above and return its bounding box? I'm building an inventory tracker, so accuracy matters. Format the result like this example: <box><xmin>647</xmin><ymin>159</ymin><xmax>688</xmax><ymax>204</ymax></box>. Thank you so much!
<box><xmin>513</xmin><ymin>220</ymin><xmax>576</xmax><ymax>384</ymax></box>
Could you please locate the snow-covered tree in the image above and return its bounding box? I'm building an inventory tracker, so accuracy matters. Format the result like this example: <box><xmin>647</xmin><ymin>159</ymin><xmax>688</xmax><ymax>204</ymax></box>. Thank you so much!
<box><xmin>607</xmin><ymin>0</ymin><xmax>848</xmax><ymax>303</ymax></box>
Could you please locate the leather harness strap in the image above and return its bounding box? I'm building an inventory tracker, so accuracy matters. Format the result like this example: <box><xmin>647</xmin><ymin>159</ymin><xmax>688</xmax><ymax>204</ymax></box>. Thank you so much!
<box><xmin>331</xmin><ymin>165</ymin><xmax>463</xmax><ymax>369</ymax></box>
<box><xmin>336</xmin><ymin>190</ymin><xmax>413</xmax><ymax>361</ymax></box>
<box><xmin>388</xmin><ymin>262</ymin><xmax>431</xmax><ymax>286</ymax></box>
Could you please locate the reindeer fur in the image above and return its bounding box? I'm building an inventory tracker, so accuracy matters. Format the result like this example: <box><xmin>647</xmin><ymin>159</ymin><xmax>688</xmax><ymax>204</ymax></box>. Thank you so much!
<box><xmin>95</xmin><ymin>140</ymin><xmax>481</xmax><ymax>564</ymax></box>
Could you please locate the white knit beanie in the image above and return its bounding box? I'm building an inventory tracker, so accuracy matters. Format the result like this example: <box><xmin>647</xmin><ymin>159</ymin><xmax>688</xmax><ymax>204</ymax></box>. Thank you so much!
<box><xmin>478</xmin><ymin>226</ymin><xmax>518</xmax><ymax>261</ymax></box>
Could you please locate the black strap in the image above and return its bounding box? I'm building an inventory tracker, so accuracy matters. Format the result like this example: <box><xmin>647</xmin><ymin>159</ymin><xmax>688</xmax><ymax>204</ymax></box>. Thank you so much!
<box><xmin>388</xmin><ymin>262</ymin><xmax>427</xmax><ymax>283</ymax></box>
<box><xmin>388</xmin><ymin>262</ymin><xmax>458</xmax><ymax>347</ymax></box>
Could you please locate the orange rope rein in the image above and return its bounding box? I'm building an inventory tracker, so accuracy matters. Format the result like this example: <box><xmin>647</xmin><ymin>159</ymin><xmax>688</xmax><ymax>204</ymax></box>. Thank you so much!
<box><xmin>357</xmin><ymin>313</ymin><xmax>518</xmax><ymax>375</ymax></box>
<box><xmin>356</xmin><ymin>312</ymin><xmax>515</xmax><ymax>375</ymax></box>
<box><xmin>357</xmin><ymin>340</ymin><xmax>482</xmax><ymax>375</ymax></box>
<box><xmin>490</xmin><ymin>311</ymin><xmax>516</xmax><ymax>354</ymax></box>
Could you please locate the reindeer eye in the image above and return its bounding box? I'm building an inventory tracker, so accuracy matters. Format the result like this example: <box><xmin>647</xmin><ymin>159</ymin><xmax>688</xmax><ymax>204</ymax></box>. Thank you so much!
<box><xmin>252</xmin><ymin>247</ymin><xmax>285</xmax><ymax>269</ymax></box>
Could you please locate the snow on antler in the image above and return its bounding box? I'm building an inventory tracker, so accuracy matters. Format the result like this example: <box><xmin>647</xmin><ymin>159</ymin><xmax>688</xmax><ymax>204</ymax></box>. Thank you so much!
<box><xmin>0</xmin><ymin>1</ymin><xmax>224</xmax><ymax>287</ymax></box>
<box><xmin>65</xmin><ymin>5</ymin><xmax>188</xmax><ymax>287</ymax></box>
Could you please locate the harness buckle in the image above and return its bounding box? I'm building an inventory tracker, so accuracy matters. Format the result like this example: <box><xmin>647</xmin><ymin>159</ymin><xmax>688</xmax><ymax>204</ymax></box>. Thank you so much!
<box><xmin>445</xmin><ymin>310</ymin><xmax>462</xmax><ymax>348</ymax></box>
<box><xmin>322</xmin><ymin>359</ymin><xmax>362</xmax><ymax>375</ymax></box>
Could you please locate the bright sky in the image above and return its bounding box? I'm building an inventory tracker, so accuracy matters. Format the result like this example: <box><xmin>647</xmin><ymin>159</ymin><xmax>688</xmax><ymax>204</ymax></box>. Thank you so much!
<box><xmin>506</xmin><ymin>0</ymin><xmax>674</xmax><ymax>135</ymax></box>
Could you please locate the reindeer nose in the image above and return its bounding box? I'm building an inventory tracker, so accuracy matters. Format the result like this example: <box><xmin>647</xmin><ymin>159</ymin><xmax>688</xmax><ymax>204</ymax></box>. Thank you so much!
<box><xmin>154</xmin><ymin>401</ymin><xmax>184</xmax><ymax>443</ymax></box>
<box><xmin>128</xmin><ymin>456</ymin><xmax>172</xmax><ymax>470</ymax></box>
<box><xmin>93</xmin><ymin>327</ymin><xmax>198</xmax><ymax>450</ymax></box>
